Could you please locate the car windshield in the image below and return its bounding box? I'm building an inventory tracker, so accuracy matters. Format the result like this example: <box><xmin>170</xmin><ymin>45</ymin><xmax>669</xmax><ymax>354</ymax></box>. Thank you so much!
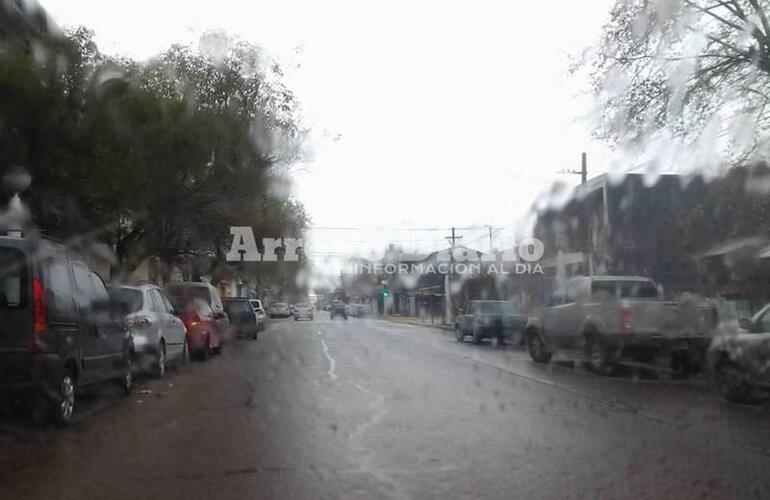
<box><xmin>110</xmin><ymin>287</ymin><xmax>143</xmax><ymax>314</ymax></box>
<box><xmin>478</xmin><ymin>302</ymin><xmax>515</xmax><ymax>314</ymax></box>
<box><xmin>592</xmin><ymin>281</ymin><xmax>660</xmax><ymax>299</ymax></box>
<box><xmin>0</xmin><ymin>247</ymin><xmax>25</xmax><ymax>309</ymax></box>
<box><xmin>165</xmin><ymin>285</ymin><xmax>210</xmax><ymax>304</ymax></box>
<box><xmin>6</xmin><ymin>2</ymin><xmax>770</xmax><ymax>498</ymax></box>
<box><xmin>171</xmin><ymin>297</ymin><xmax>211</xmax><ymax>315</ymax></box>
<box><xmin>224</xmin><ymin>300</ymin><xmax>251</xmax><ymax>314</ymax></box>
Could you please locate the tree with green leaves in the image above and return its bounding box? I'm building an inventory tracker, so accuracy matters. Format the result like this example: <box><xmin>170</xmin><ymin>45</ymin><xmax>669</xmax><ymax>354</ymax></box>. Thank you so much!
<box><xmin>0</xmin><ymin>26</ymin><xmax>309</xmax><ymax>282</ymax></box>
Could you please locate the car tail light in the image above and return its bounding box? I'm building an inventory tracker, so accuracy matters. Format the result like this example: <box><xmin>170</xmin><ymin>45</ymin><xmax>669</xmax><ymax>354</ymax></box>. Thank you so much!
<box><xmin>620</xmin><ymin>306</ymin><xmax>633</xmax><ymax>334</ymax></box>
<box><xmin>31</xmin><ymin>278</ymin><xmax>48</xmax><ymax>352</ymax></box>
<box><xmin>188</xmin><ymin>313</ymin><xmax>201</xmax><ymax>328</ymax></box>
<box><xmin>132</xmin><ymin>317</ymin><xmax>151</xmax><ymax>329</ymax></box>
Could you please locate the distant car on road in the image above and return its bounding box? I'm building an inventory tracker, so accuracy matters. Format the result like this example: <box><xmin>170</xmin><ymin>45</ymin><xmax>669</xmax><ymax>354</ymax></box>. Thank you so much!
<box><xmin>524</xmin><ymin>276</ymin><xmax>694</xmax><ymax>375</ymax></box>
<box><xmin>223</xmin><ymin>298</ymin><xmax>260</xmax><ymax>339</ymax></box>
<box><xmin>0</xmin><ymin>237</ymin><xmax>133</xmax><ymax>426</ymax></box>
<box><xmin>293</xmin><ymin>302</ymin><xmax>314</xmax><ymax>321</ymax></box>
<box><xmin>346</xmin><ymin>303</ymin><xmax>370</xmax><ymax>317</ymax></box>
<box><xmin>171</xmin><ymin>298</ymin><xmax>223</xmax><ymax>359</ymax></box>
<box><xmin>110</xmin><ymin>284</ymin><xmax>188</xmax><ymax>377</ymax></box>
<box><xmin>249</xmin><ymin>299</ymin><xmax>267</xmax><ymax>329</ymax></box>
<box><xmin>454</xmin><ymin>300</ymin><xmax>526</xmax><ymax>345</ymax></box>
<box><xmin>330</xmin><ymin>300</ymin><xmax>348</xmax><ymax>320</ymax></box>
<box><xmin>708</xmin><ymin>303</ymin><xmax>770</xmax><ymax>403</ymax></box>
<box><xmin>269</xmin><ymin>302</ymin><xmax>291</xmax><ymax>318</ymax></box>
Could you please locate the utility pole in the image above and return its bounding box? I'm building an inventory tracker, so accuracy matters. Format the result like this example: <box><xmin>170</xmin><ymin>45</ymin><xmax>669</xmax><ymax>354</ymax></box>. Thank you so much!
<box><xmin>557</xmin><ymin>151</ymin><xmax>588</xmax><ymax>185</ymax></box>
<box><xmin>488</xmin><ymin>225</ymin><xmax>493</xmax><ymax>253</ymax></box>
<box><xmin>557</xmin><ymin>153</ymin><xmax>593</xmax><ymax>275</ymax></box>
<box><xmin>444</xmin><ymin>227</ymin><xmax>461</xmax><ymax>325</ymax></box>
<box><xmin>445</xmin><ymin>227</ymin><xmax>462</xmax><ymax>247</ymax></box>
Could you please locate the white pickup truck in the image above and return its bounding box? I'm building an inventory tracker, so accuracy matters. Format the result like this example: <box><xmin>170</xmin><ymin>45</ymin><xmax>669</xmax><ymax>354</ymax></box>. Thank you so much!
<box><xmin>525</xmin><ymin>275</ymin><xmax>706</xmax><ymax>375</ymax></box>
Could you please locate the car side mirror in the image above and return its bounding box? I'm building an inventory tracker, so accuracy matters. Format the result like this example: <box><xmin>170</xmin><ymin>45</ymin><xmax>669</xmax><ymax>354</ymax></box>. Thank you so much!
<box><xmin>214</xmin><ymin>311</ymin><xmax>226</xmax><ymax>320</ymax></box>
<box><xmin>739</xmin><ymin>317</ymin><xmax>755</xmax><ymax>332</ymax></box>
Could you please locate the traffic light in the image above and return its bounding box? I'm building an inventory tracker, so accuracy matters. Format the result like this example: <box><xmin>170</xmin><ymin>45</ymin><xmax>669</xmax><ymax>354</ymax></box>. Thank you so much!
<box><xmin>381</xmin><ymin>285</ymin><xmax>390</xmax><ymax>298</ymax></box>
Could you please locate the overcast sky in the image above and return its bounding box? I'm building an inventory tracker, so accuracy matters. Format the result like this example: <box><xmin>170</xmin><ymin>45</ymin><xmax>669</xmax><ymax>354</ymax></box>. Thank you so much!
<box><xmin>42</xmin><ymin>0</ymin><xmax>616</xmax><ymax>272</ymax></box>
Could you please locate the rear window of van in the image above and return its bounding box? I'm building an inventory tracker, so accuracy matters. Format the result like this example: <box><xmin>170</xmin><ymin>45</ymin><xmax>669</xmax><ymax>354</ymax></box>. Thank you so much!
<box><xmin>0</xmin><ymin>247</ymin><xmax>26</xmax><ymax>309</ymax></box>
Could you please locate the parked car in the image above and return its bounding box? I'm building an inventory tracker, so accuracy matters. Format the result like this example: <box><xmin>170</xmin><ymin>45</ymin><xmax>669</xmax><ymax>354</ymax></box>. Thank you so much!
<box><xmin>223</xmin><ymin>298</ymin><xmax>260</xmax><ymax>339</ymax></box>
<box><xmin>345</xmin><ymin>303</ymin><xmax>369</xmax><ymax>317</ymax></box>
<box><xmin>708</xmin><ymin>303</ymin><xmax>770</xmax><ymax>403</ymax></box>
<box><xmin>454</xmin><ymin>300</ymin><xmax>526</xmax><ymax>345</ymax></box>
<box><xmin>524</xmin><ymin>276</ymin><xmax>697</xmax><ymax>375</ymax></box>
<box><xmin>269</xmin><ymin>302</ymin><xmax>291</xmax><ymax>318</ymax></box>
<box><xmin>164</xmin><ymin>281</ymin><xmax>230</xmax><ymax>341</ymax></box>
<box><xmin>293</xmin><ymin>302</ymin><xmax>314</xmax><ymax>321</ymax></box>
<box><xmin>330</xmin><ymin>300</ymin><xmax>348</xmax><ymax>320</ymax></box>
<box><xmin>171</xmin><ymin>298</ymin><xmax>223</xmax><ymax>359</ymax></box>
<box><xmin>248</xmin><ymin>299</ymin><xmax>267</xmax><ymax>329</ymax></box>
<box><xmin>110</xmin><ymin>284</ymin><xmax>188</xmax><ymax>377</ymax></box>
<box><xmin>0</xmin><ymin>237</ymin><xmax>133</xmax><ymax>426</ymax></box>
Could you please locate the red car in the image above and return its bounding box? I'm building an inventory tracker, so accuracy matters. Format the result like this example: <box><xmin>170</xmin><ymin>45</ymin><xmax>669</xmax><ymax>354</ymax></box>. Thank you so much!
<box><xmin>174</xmin><ymin>298</ymin><xmax>223</xmax><ymax>359</ymax></box>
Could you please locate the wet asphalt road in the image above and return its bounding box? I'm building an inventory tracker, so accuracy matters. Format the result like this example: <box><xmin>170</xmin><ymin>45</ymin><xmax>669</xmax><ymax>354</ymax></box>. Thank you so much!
<box><xmin>3</xmin><ymin>314</ymin><xmax>770</xmax><ymax>499</ymax></box>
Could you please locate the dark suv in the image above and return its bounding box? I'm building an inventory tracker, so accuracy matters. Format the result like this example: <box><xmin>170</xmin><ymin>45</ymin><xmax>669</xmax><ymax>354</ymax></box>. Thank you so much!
<box><xmin>0</xmin><ymin>236</ymin><xmax>133</xmax><ymax>426</ymax></box>
<box><xmin>330</xmin><ymin>300</ymin><xmax>347</xmax><ymax>320</ymax></box>
<box><xmin>223</xmin><ymin>297</ymin><xmax>259</xmax><ymax>339</ymax></box>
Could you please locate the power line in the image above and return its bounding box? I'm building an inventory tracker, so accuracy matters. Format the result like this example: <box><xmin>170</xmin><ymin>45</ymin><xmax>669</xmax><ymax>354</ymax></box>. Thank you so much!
<box><xmin>307</xmin><ymin>225</ymin><xmax>506</xmax><ymax>232</ymax></box>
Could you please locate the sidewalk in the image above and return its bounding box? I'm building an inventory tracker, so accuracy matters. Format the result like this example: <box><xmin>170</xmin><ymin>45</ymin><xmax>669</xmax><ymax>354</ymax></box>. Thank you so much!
<box><xmin>381</xmin><ymin>315</ymin><xmax>454</xmax><ymax>331</ymax></box>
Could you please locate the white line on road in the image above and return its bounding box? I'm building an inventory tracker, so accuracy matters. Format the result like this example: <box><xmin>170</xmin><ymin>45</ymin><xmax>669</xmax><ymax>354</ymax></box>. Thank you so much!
<box><xmin>320</xmin><ymin>338</ymin><xmax>338</xmax><ymax>381</ymax></box>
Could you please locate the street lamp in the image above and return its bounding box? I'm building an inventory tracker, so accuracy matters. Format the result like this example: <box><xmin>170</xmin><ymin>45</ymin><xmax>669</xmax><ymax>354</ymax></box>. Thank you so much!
<box><xmin>3</xmin><ymin>165</ymin><xmax>31</xmax><ymax>237</ymax></box>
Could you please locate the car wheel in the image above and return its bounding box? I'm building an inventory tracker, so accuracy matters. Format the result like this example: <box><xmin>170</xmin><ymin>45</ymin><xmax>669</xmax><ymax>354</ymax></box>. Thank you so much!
<box><xmin>472</xmin><ymin>324</ymin><xmax>483</xmax><ymax>345</ymax></box>
<box><xmin>180</xmin><ymin>340</ymin><xmax>190</xmax><ymax>367</ymax></box>
<box><xmin>526</xmin><ymin>330</ymin><xmax>552</xmax><ymax>363</ymax></box>
<box><xmin>155</xmin><ymin>342</ymin><xmax>167</xmax><ymax>378</ymax></box>
<box><xmin>455</xmin><ymin>325</ymin><xmax>464</xmax><ymax>342</ymax></box>
<box><xmin>52</xmin><ymin>369</ymin><xmax>76</xmax><ymax>427</ymax></box>
<box><xmin>586</xmin><ymin>334</ymin><xmax>614</xmax><ymax>375</ymax></box>
<box><xmin>200</xmin><ymin>340</ymin><xmax>211</xmax><ymax>360</ymax></box>
<box><xmin>120</xmin><ymin>357</ymin><xmax>133</xmax><ymax>396</ymax></box>
<box><xmin>715</xmin><ymin>360</ymin><xmax>755</xmax><ymax>404</ymax></box>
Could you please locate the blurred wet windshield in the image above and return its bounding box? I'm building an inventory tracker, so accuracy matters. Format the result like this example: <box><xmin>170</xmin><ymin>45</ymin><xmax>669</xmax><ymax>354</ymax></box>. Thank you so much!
<box><xmin>6</xmin><ymin>1</ymin><xmax>770</xmax><ymax>500</ymax></box>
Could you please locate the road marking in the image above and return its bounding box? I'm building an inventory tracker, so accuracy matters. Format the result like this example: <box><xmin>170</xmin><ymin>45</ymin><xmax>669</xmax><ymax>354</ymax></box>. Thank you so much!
<box><xmin>345</xmin><ymin>381</ymin><xmax>407</xmax><ymax>500</ymax></box>
<box><xmin>320</xmin><ymin>338</ymin><xmax>338</xmax><ymax>381</ymax></box>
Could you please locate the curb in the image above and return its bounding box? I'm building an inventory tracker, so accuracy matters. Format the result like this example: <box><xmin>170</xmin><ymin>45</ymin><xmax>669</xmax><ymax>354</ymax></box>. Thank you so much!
<box><xmin>381</xmin><ymin>318</ymin><xmax>453</xmax><ymax>331</ymax></box>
